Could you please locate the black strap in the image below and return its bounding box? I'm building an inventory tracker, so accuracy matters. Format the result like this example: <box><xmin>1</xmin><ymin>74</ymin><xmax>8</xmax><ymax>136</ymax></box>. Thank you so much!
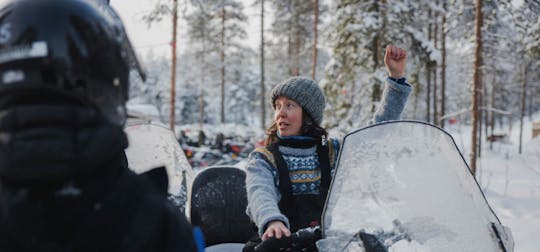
<box><xmin>317</xmin><ymin>143</ymin><xmax>331</xmax><ymax>201</ymax></box>
<box><xmin>277</xmin><ymin>138</ymin><xmax>318</xmax><ymax>148</ymax></box>
<box><xmin>270</xmin><ymin>141</ymin><xmax>332</xmax><ymax>231</ymax></box>
<box><xmin>268</xmin><ymin>143</ymin><xmax>294</xmax><ymax>208</ymax></box>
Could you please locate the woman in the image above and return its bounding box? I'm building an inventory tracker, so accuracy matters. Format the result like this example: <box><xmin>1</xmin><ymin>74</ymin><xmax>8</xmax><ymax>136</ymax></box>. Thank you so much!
<box><xmin>244</xmin><ymin>45</ymin><xmax>413</xmax><ymax>248</ymax></box>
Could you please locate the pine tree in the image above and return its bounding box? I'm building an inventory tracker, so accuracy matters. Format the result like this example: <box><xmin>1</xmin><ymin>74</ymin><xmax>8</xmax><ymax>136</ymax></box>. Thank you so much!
<box><xmin>322</xmin><ymin>0</ymin><xmax>430</xmax><ymax>131</ymax></box>
<box><xmin>186</xmin><ymin>0</ymin><xmax>249</xmax><ymax>125</ymax></box>
<box><xmin>186</xmin><ymin>1</ymin><xmax>219</xmax><ymax>126</ymax></box>
<box><xmin>265</xmin><ymin>0</ymin><xmax>319</xmax><ymax>81</ymax></box>
<box><xmin>500</xmin><ymin>0</ymin><xmax>540</xmax><ymax>153</ymax></box>
<box><xmin>217</xmin><ymin>0</ymin><xmax>249</xmax><ymax>123</ymax></box>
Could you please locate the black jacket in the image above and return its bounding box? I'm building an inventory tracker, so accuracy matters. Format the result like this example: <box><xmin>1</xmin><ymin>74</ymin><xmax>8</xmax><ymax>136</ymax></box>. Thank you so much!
<box><xmin>0</xmin><ymin>154</ymin><xmax>198</xmax><ymax>252</ymax></box>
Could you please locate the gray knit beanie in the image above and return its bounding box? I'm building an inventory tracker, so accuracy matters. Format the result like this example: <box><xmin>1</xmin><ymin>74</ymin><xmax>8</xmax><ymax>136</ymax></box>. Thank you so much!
<box><xmin>271</xmin><ymin>76</ymin><xmax>325</xmax><ymax>125</ymax></box>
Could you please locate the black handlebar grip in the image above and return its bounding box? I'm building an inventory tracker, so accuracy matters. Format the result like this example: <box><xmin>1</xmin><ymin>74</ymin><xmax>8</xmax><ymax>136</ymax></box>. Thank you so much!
<box><xmin>254</xmin><ymin>227</ymin><xmax>322</xmax><ymax>252</ymax></box>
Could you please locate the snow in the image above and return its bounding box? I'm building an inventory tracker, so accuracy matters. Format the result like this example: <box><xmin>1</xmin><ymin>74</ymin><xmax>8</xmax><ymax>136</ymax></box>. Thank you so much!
<box><xmin>127</xmin><ymin>103</ymin><xmax>161</xmax><ymax>119</ymax></box>
<box><xmin>404</xmin><ymin>25</ymin><xmax>442</xmax><ymax>62</ymax></box>
<box><xmin>445</xmin><ymin>114</ymin><xmax>540</xmax><ymax>252</ymax></box>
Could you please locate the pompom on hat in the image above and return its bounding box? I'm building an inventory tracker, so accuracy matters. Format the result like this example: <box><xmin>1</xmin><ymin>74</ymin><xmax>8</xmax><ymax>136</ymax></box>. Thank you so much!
<box><xmin>271</xmin><ymin>77</ymin><xmax>325</xmax><ymax>125</ymax></box>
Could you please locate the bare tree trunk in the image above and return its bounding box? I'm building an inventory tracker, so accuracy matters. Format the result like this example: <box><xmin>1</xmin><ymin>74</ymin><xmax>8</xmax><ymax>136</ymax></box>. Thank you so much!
<box><xmin>260</xmin><ymin>0</ymin><xmax>266</xmax><ymax>130</ymax></box>
<box><xmin>220</xmin><ymin>7</ymin><xmax>226</xmax><ymax>123</ymax></box>
<box><xmin>471</xmin><ymin>0</ymin><xmax>483</xmax><ymax>176</ymax></box>
<box><xmin>293</xmin><ymin>13</ymin><xmax>300</xmax><ymax>76</ymax></box>
<box><xmin>311</xmin><ymin>0</ymin><xmax>319</xmax><ymax>80</ymax></box>
<box><xmin>490</xmin><ymin>80</ymin><xmax>495</xmax><ymax>150</ymax></box>
<box><xmin>478</xmin><ymin>80</ymin><xmax>483</xmax><ymax>158</ymax></box>
<box><xmin>199</xmin><ymin>53</ymin><xmax>205</xmax><ymax>129</ymax></box>
<box><xmin>371</xmin><ymin>35</ymin><xmax>381</xmax><ymax>113</ymax></box>
<box><xmin>371</xmin><ymin>1</ymin><xmax>383</xmax><ymax>113</ymax></box>
<box><xmin>426</xmin><ymin>69</ymin><xmax>432</xmax><ymax>123</ymax></box>
<box><xmin>441</xmin><ymin>3</ymin><xmax>447</xmax><ymax>128</ymax></box>
<box><xmin>170</xmin><ymin>0</ymin><xmax>178</xmax><ymax>131</ymax></box>
<box><xmin>519</xmin><ymin>63</ymin><xmax>528</xmax><ymax>153</ymax></box>
<box><xmin>287</xmin><ymin>28</ymin><xmax>294</xmax><ymax>75</ymax></box>
<box><xmin>528</xmin><ymin>81</ymin><xmax>533</xmax><ymax>120</ymax></box>
<box><xmin>433</xmin><ymin>5</ymin><xmax>439</xmax><ymax>126</ymax></box>
<box><xmin>199</xmin><ymin>27</ymin><xmax>206</xmax><ymax>129</ymax></box>
<box><xmin>287</xmin><ymin>6</ymin><xmax>293</xmax><ymax>76</ymax></box>
<box><xmin>413</xmin><ymin>74</ymin><xmax>419</xmax><ymax>119</ymax></box>
<box><xmin>426</xmin><ymin>9</ymin><xmax>432</xmax><ymax>123</ymax></box>
<box><xmin>483</xmin><ymin>79</ymin><xmax>489</xmax><ymax>142</ymax></box>
<box><xmin>489</xmin><ymin>75</ymin><xmax>498</xmax><ymax>150</ymax></box>
<box><xmin>288</xmin><ymin>2</ymin><xmax>300</xmax><ymax>76</ymax></box>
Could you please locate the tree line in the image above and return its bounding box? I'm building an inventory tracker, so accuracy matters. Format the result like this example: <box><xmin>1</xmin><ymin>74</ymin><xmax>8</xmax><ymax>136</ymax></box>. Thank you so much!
<box><xmin>127</xmin><ymin>0</ymin><xmax>540</xmax><ymax>172</ymax></box>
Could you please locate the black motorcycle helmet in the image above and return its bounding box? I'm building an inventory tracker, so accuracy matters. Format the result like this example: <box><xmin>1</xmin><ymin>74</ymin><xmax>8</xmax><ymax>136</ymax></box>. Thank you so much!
<box><xmin>0</xmin><ymin>0</ymin><xmax>145</xmax><ymax>126</ymax></box>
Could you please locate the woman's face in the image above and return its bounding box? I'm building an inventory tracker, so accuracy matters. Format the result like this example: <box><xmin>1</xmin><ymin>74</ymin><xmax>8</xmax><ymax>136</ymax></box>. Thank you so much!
<box><xmin>274</xmin><ymin>96</ymin><xmax>303</xmax><ymax>137</ymax></box>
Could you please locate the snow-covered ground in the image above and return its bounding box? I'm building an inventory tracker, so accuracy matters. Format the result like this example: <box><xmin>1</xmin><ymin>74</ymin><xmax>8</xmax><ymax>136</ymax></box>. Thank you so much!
<box><xmin>445</xmin><ymin>114</ymin><xmax>540</xmax><ymax>252</ymax></box>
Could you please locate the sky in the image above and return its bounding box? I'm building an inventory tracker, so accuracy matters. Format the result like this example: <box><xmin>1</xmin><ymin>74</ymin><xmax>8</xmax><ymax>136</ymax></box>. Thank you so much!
<box><xmin>111</xmin><ymin>0</ymin><xmax>262</xmax><ymax>57</ymax></box>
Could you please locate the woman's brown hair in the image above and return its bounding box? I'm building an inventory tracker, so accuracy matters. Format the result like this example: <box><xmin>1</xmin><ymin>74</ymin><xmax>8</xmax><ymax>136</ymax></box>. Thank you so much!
<box><xmin>264</xmin><ymin>109</ymin><xmax>328</xmax><ymax>145</ymax></box>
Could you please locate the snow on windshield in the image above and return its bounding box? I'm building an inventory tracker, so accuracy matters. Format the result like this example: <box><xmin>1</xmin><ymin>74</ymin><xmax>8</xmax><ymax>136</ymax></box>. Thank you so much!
<box><xmin>124</xmin><ymin>123</ymin><xmax>192</xmax><ymax>195</ymax></box>
<box><xmin>321</xmin><ymin>121</ymin><xmax>508</xmax><ymax>251</ymax></box>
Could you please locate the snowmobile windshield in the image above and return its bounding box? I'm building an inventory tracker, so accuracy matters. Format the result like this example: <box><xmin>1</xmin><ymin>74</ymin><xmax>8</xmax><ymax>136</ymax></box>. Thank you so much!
<box><xmin>124</xmin><ymin>123</ymin><xmax>193</xmax><ymax>208</ymax></box>
<box><xmin>319</xmin><ymin>121</ymin><xmax>513</xmax><ymax>252</ymax></box>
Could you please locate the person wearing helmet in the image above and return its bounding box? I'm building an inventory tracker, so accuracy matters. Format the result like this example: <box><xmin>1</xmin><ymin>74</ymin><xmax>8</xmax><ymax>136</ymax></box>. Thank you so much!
<box><xmin>0</xmin><ymin>0</ymin><xmax>198</xmax><ymax>251</ymax></box>
<box><xmin>244</xmin><ymin>45</ymin><xmax>412</xmax><ymax>250</ymax></box>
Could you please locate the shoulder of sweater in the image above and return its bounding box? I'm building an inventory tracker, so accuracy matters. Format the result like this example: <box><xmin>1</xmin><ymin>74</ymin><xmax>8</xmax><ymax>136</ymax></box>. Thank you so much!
<box><xmin>248</xmin><ymin>148</ymin><xmax>277</xmax><ymax>172</ymax></box>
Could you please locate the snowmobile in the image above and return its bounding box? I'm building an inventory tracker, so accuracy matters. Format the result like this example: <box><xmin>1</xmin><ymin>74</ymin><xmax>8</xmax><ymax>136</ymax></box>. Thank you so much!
<box><xmin>124</xmin><ymin>121</ymin><xmax>194</xmax><ymax>214</ymax></box>
<box><xmin>189</xmin><ymin>121</ymin><xmax>514</xmax><ymax>252</ymax></box>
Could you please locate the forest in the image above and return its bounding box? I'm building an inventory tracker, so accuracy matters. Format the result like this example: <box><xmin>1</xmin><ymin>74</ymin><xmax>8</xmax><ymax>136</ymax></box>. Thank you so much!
<box><xmin>121</xmin><ymin>0</ymin><xmax>540</xmax><ymax>171</ymax></box>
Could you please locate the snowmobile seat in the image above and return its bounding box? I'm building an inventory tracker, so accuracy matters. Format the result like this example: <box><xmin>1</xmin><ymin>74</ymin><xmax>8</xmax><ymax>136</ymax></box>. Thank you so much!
<box><xmin>190</xmin><ymin>166</ymin><xmax>256</xmax><ymax>246</ymax></box>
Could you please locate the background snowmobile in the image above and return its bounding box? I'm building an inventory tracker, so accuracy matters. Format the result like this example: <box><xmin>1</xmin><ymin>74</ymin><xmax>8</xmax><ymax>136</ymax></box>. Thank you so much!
<box><xmin>189</xmin><ymin>121</ymin><xmax>513</xmax><ymax>252</ymax></box>
<box><xmin>124</xmin><ymin>121</ymin><xmax>194</xmax><ymax>214</ymax></box>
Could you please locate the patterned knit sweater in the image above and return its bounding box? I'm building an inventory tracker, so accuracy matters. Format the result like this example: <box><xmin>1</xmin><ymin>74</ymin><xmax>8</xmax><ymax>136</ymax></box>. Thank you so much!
<box><xmin>251</xmin><ymin>136</ymin><xmax>339</xmax><ymax>195</ymax></box>
<box><xmin>283</xmin><ymin>144</ymin><xmax>323</xmax><ymax>195</ymax></box>
<box><xmin>251</xmin><ymin>138</ymin><xmax>339</xmax><ymax>196</ymax></box>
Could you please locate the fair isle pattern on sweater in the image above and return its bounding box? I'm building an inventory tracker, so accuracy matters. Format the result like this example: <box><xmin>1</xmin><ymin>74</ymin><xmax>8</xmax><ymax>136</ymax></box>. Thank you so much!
<box><xmin>282</xmin><ymin>153</ymin><xmax>321</xmax><ymax>195</ymax></box>
<box><xmin>253</xmin><ymin>138</ymin><xmax>340</xmax><ymax>197</ymax></box>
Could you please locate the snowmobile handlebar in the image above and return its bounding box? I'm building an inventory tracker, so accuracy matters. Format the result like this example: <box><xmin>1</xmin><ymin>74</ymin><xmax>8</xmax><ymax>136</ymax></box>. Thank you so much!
<box><xmin>254</xmin><ymin>226</ymin><xmax>322</xmax><ymax>252</ymax></box>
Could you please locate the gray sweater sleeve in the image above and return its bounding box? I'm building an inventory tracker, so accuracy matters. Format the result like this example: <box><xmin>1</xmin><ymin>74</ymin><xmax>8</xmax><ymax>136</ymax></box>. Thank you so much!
<box><xmin>370</xmin><ymin>77</ymin><xmax>412</xmax><ymax>124</ymax></box>
<box><xmin>245</xmin><ymin>152</ymin><xmax>290</xmax><ymax>236</ymax></box>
